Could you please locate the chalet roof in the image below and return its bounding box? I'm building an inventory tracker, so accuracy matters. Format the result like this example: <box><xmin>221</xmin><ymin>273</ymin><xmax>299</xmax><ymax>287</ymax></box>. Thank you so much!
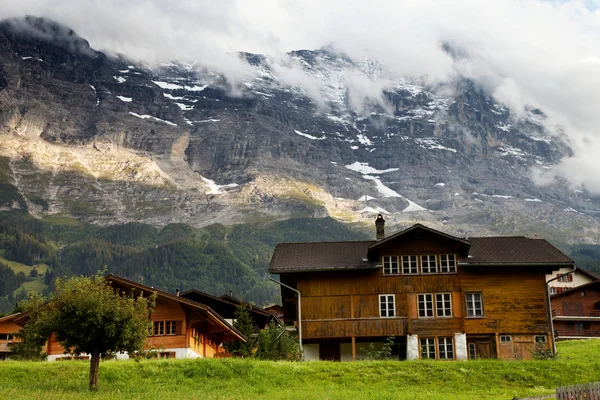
<box><xmin>461</xmin><ymin>237</ymin><xmax>574</xmax><ymax>266</ymax></box>
<box><xmin>551</xmin><ymin>280</ymin><xmax>600</xmax><ymax>299</ymax></box>
<box><xmin>269</xmin><ymin>240</ymin><xmax>378</xmax><ymax>274</ymax></box>
<box><xmin>0</xmin><ymin>313</ymin><xmax>20</xmax><ymax>324</ymax></box>
<box><xmin>369</xmin><ymin>223</ymin><xmax>470</xmax><ymax>249</ymax></box>
<box><xmin>179</xmin><ymin>290</ymin><xmax>272</xmax><ymax>318</ymax></box>
<box><xmin>104</xmin><ymin>274</ymin><xmax>246</xmax><ymax>342</ymax></box>
<box><xmin>269</xmin><ymin>226</ymin><xmax>574</xmax><ymax>274</ymax></box>
<box><xmin>573</xmin><ymin>267</ymin><xmax>600</xmax><ymax>281</ymax></box>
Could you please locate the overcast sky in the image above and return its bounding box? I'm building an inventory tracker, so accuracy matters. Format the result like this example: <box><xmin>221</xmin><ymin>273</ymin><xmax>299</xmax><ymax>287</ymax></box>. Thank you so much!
<box><xmin>2</xmin><ymin>0</ymin><xmax>600</xmax><ymax>193</ymax></box>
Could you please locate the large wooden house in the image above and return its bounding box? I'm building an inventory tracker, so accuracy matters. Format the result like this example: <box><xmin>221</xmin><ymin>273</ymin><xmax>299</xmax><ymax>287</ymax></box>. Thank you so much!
<box><xmin>269</xmin><ymin>217</ymin><xmax>574</xmax><ymax>361</ymax></box>
<box><xmin>551</xmin><ymin>281</ymin><xmax>600</xmax><ymax>340</ymax></box>
<box><xmin>14</xmin><ymin>275</ymin><xmax>246</xmax><ymax>361</ymax></box>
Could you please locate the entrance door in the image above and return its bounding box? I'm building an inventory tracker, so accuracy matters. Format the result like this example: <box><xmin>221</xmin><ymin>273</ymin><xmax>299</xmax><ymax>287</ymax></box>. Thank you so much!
<box><xmin>467</xmin><ymin>337</ymin><xmax>496</xmax><ymax>359</ymax></box>
<box><xmin>319</xmin><ymin>340</ymin><xmax>341</xmax><ymax>361</ymax></box>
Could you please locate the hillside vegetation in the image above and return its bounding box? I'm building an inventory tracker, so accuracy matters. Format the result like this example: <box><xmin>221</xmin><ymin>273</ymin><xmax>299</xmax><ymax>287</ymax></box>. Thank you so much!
<box><xmin>0</xmin><ymin>211</ymin><xmax>369</xmax><ymax>314</ymax></box>
<box><xmin>0</xmin><ymin>340</ymin><xmax>598</xmax><ymax>399</ymax></box>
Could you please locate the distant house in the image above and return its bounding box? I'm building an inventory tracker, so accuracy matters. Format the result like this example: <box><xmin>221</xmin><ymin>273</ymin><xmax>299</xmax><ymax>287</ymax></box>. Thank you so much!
<box><xmin>269</xmin><ymin>216</ymin><xmax>573</xmax><ymax>361</ymax></box>
<box><xmin>0</xmin><ymin>313</ymin><xmax>20</xmax><ymax>361</ymax></box>
<box><xmin>546</xmin><ymin>267</ymin><xmax>599</xmax><ymax>294</ymax></box>
<box><xmin>551</xmin><ymin>281</ymin><xmax>600</xmax><ymax>340</ymax></box>
<box><xmin>14</xmin><ymin>274</ymin><xmax>246</xmax><ymax>361</ymax></box>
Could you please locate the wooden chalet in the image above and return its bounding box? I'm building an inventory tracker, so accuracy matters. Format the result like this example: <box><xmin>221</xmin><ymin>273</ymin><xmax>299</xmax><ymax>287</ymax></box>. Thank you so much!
<box><xmin>15</xmin><ymin>275</ymin><xmax>246</xmax><ymax>361</ymax></box>
<box><xmin>551</xmin><ymin>281</ymin><xmax>600</xmax><ymax>340</ymax></box>
<box><xmin>546</xmin><ymin>267</ymin><xmax>599</xmax><ymax>294</ymax></box>
<box><xmin>269</xmin><ymin>216</ymin><xmax>574</xmax><ymax>361</ymax></box>
<box><xmin>0</xmin><ymin>313</ymin><xmax>20</xmax><ymax>361</ymax></box>
<box><xmin>179</xmin><ymin>290</ymin><xmax>275</xmax><ymax>331</ymax></box>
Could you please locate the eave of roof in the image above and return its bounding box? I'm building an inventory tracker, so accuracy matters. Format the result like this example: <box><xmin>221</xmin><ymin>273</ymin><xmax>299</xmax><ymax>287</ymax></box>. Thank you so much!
<box><xmin>271</xmin><ymin>264</ymin><xmax>380</xmax><ymax>274</ymax></box>
<box><xmin>106</xmin><ymin>274</ymin><xmax>246</xmax><ymax>342</ymax></box>
<box><xmin>0</xmin><ymin>313</ymin><xmax>21</xmax><ymax>323</ymax></box>
<box><xmin>551</xmin><ymin>280</ymin><xmax>600</xmax><ymax>299</ymax></box>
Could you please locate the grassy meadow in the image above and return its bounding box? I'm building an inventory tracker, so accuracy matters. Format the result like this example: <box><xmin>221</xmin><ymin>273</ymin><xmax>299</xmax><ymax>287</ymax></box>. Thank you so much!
<box><xmin>0</xmin><ymin>340</ymin><xmax>599</xmax><ymax>400</ymax></box>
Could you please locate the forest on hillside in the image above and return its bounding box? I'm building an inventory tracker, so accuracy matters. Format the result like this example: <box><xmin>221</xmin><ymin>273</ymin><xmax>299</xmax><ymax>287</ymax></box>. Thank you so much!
<box><xmin>0</xmin><ymin>211</ymin><xmax>369</xmax><ymax>314</ymax></box>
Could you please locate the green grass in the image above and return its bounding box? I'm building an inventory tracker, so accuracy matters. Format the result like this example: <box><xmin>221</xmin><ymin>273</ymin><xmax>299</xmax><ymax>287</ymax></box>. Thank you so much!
<box><xmin>0</xmin><ymin>250</ymin><xmax>49</xmax><ymax>276</ymax></box>
<box><xmin>0</xmin><ymin>341</ymin><xmax>598</xmax><ymax>399</ymax></box>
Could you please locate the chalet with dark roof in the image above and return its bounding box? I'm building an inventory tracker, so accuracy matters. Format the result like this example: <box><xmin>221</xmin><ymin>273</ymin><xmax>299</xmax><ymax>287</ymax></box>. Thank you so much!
<box><xmin>551</xmin><ymin>280</ymin><xmax>600</xmax><ymax>340</ymax></box>
<box><xmin>269</xmin><ymin>216</ymin><xmax>573</xmax><ymax>361</ymax></box>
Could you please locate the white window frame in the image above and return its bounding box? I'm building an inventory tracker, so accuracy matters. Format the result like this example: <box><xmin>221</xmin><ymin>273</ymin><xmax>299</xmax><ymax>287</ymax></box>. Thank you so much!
<box><xmin>165</xmin><ymin>320</ymin><xmax>177</xmax><ymax>335</ymax></box>
<box><xmin>549</xmin><ymin>286</ymin><xmax>557</xmax><ymax>295</ymax></box>
<box><xmin>440</xmin><ymin>254</ymin><xmax>457</xmax><ymax>273</ymax></box>
<box><xmin>421</xmin><ymin>254</ymin><xmax>438</xmax><ymax>274</ymax></box>
<box><xmin>465</xmin><ymin>292</ymin><xmax>484</xmax><ymax>317</ymax></box>
<box><xmin>436</xmin><ymin>293</ymin><xmax>452</xmax><ymax>317</ymax></box>
<box><xmin>418</xmin><ymin>294</ymin><xmax>434</xmax><ymax>318</ymax></box>
<box><xmin>420</xmin><ymin>338</ymin><xmax>436</xmax><ymax>359</ymax></box>
<box><xmin>401</xmin><ymin>255</ymin><xmax>418</xmax><ymax>274</ymax></box>
<box><xmin>379</xmin><ymin>294</ymin><xmax>396</xmax><ymax>318</ymax></box>
<box><xmin>500</xmin><ymin>335</ymin><xmax>512</xmax><ymax>343</ymax></box>
<box><xmin>383</xmin><ymin>255</ymin><xmax>399</xmax><ymax>274</ymax></box>
<box><xmin>534</xmin><ymin>335</ymin><xmax>547</xmax><ymax>343</ymax></box>
<box><xmin>438</xmin><ymin>337</ymin><xmax>454</xmax><ymax>359</ymax></box>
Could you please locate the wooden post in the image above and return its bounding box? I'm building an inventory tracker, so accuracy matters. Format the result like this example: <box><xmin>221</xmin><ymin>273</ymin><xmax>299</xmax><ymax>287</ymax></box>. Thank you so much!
<box><xmin>494</xmin><ymin>333</ymin><xmax>501</xmax><ymax>359</ymax></box>
<box><xmin>351</xmin><ymin>336</ymin><xmax>356</xmax><ymax>361</ymax></box>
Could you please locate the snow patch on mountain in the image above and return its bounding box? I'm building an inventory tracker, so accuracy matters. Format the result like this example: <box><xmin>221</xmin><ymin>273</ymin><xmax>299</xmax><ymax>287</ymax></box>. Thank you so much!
<box><xmin>345</xmin><ymin>162</ymin><xmax>398</xmax><ymax>175</ymax></box>
<box><xmin>294</xmin><ymin>130</ymin><xmax>326</xmax><ymax>140</ymax></box>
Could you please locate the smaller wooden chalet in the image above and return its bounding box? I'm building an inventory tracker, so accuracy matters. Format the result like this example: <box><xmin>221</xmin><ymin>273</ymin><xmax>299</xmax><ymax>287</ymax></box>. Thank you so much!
<box><xmin>546</xmin><ymin>267</ymin><xmax>599</xmax><ymax>294</ymax></box>
<box><xmin>15</xmin><ymin>275</ymin><xmax>246</xmax><ymax>361</ymax></box>
<box><xmin>0</xmin><ymin>313</ymin><xmax>20</xmax><ymax>361</ymax></box>
<box><xmin>179</xmin><ymin>290</ymin><xmax>275</xmax><ymax>331</ymax></box>
<box><xmin>269</xmin><ymin>217</ymin><xmax>574</xmax><ymax>361</ymax></box>
<box><xmin>551</xmin><ymin>281</ymin><xmax>600</xmax><ymax>340</ymax></box>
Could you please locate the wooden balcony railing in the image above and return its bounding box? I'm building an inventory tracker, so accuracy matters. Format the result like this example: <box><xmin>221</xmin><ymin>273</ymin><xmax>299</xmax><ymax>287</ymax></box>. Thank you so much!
<box><xmin>554</xmin><ymin>329</ymin><xmax>600</xmax><ymax>338</ymax></box>
<box><xmin>552</xmin><ymin>309</ymin><xmax>600</xmax><ymax>318</ymax></box>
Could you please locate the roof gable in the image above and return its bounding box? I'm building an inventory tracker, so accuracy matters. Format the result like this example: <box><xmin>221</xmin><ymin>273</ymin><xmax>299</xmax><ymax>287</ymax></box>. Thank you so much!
<box><xmin>551</xmin><ymin>280</ymin><xmax>600</xmax><ymax>299</ymax></box>
<box><xmin>368</xmin><ymin>223</ymin><xmax>470</xmax><ymax>250</ymax></box>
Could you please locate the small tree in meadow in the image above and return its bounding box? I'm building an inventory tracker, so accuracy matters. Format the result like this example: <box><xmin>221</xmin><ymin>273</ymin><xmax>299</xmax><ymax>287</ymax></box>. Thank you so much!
<box><xmin>223</xmin><ymin>305</ymin><xmax>256</xmax><ymax>357</ymax></box>
<box><xmin>16</xmin><ymin>273</ymin><xmax>155</xmax><ymax>391</ymax></box>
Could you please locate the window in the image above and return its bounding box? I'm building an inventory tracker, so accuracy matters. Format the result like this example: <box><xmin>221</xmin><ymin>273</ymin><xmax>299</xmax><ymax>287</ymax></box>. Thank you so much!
<box><xmin>421</xmin><ymin>255</ymin><xmax>437</xmax><ymax>273</ymax></box>
<box><xmin>438</xmin><ymin>337</ymin><xmax>454</xmax><ymax>359</ymax></box>
<box><xmin>379</xmin><ymin>294</ymin><xmax>395</xmax><ymax>317</ymax></box>
<box><xmin>549</xmin><ymin>287</ymin><xmax>557</xmax><ymax>294</ymax></box>
<box><xmin>558</xmin><ymin>273</ymin><xmax>573</xmax><ymax>282</ymax></box>
<box><xmin>468</xmin><ymin>343</ymin><xmax>476</xmax><ymax>360</ymax></box>
<box><xmin>500</xmin><ymin>335</ymin><xmax>512</xmax><ymax>343</ymax></box>
<box><xmin>440</xmin><ymin>254</ymin><xmax>457</xmax><ymax>273</ymax></box>
<box><xmin>166</xmin><ymin>320</ymin><xmax>177</xmax><ymax>335</ymax></box>
<box><xmin>436</xmin><ymin>293</ymin><xmax>452</xmax><ymax>317</ymax></box>
<box><xmin>153</xmin><ymin>321</ymin><xmax>164</xmax><ymax>336</ymax></box>
<box><xmin>418</xmin><ymin>294</ymin><xmax>434</xmax><ymax>318</ymax></box>
<box><xmin>383</xmin><ymin>256</ymin><xmax>399</xmax><ymax>274</ymax></box>
<box><xmin>0</xmin><ymin>334</ymin><xmax>13</xmax><ymax>341</ymax></box>
<box><xmin>402</xmin><ymin>255</ymin><xmax>418</xmax><ymax>274</ymax></box>
<box><xmin>420</xmin><ymin>338</ymin><xmax>436</xmax><ymax>359</ymax></box>
<box><xmin>465</xmin><ymin>293</ymin><xmax>483</xmax><ymax>317</ymax></box>
<box><xmin>535</xmin><ymin>335</ymin><xmax>547</xmax><ymax>343</ymax></box>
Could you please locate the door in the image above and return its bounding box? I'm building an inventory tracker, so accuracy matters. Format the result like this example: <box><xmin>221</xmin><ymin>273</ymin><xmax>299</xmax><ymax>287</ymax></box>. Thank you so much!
<box><xmin>319</xmin><ymin>340</ymin><xmax>341</xmax><ymax>361</ymax></box>
<box><xmin>467</xmin><ymin>337</ymin><xmax>496</xmax><ymax>359</ymax></box>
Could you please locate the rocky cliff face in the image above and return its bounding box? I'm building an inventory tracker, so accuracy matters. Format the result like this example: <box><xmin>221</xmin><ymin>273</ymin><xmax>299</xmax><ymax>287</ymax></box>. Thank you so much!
<box><xmin>0</xmin><ymin>16</ymin><xmax>598</xmax><ymax>242</ymax></box>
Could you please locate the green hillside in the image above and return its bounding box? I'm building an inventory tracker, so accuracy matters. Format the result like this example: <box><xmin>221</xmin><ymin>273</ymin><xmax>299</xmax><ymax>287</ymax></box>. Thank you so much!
<box><xmin>0</xmin><ymin>211</ymin><xmax>370</xmax><ymax>314</ymax></box>
<box><xmin>0</xmin><ymin>340</ymin><xmax>598</xmax><ymax>399</ymax></box>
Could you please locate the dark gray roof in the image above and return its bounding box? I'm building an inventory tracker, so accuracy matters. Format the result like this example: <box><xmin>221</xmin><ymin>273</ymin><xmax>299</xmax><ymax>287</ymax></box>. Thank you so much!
<box><xmin>269</xmin><ymin>233</ymin><xmax>574</xmax><ymax>274</ymax></box>
<box><xmin>462</xmin><ymin>237</ymin><xmax>574</xmax><ymax>265</ymax></box>
<box><xmin>269</xmin><ymin>241</ymin><xmax>378</xmax><ymax>274</ymax></box>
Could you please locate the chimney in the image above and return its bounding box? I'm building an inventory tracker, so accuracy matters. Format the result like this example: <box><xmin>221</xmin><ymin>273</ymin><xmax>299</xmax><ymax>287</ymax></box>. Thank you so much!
<box><xmin>375</xmin><ymin>214</ymin><xmax>385</xmax><ymax>240</ymax></box>
<box><xmin>175</xmin><ymin>288</ymin><xmax>180</xmax><ymax>297</ymax></box>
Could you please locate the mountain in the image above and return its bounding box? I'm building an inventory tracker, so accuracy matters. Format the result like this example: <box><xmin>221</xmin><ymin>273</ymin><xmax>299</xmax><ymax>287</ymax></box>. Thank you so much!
<box><xmin>1</xmin><ymin>15</ymin><xmax>600</xmax><ymax>244</ymax></box>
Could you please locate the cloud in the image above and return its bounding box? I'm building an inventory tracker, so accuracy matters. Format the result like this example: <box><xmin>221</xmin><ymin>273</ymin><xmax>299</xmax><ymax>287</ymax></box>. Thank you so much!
<box><xmin>2</xmin><ymin>0</ymin><xmax>600</xmax><ymax>192</ymax></box>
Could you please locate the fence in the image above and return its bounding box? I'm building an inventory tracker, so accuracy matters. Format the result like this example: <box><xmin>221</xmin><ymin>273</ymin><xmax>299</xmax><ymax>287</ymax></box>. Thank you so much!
<box><xmin>513</xmin><ymin>382</ymin><xmax>600</xmax><ymax>400</ymax></box>
<box><xmin>556</xmin><ymin>382</ymin><xmax>600</xmax><ymax>400</ymax></box>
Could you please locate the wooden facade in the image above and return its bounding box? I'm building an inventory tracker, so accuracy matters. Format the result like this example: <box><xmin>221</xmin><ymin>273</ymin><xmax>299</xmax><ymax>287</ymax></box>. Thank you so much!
<box><xmin>271</xmin><ymin>221</ymin><xmax>571</xmax><ymax>361</ymax></box>
<box><xmin>551</xmin><ymin>281</ymin><xmax>600</xmax><ymax>340</ymax></box>
<box><xmin>0</xmin><ymin>313</ymin><xmax>21</xmax><ymax>360</ymax></box>
<box><xmin>36</xmin><ymin>275</ymin><xmax>245</xmax><ymax>361</ymax></box>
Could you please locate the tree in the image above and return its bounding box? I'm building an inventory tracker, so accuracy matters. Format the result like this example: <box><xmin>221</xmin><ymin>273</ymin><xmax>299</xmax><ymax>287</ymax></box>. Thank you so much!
<box><xmin>223</xmin><ymin>304</ymin><xmax>256</xmax><ymax>357</ymax></box>
<box><xmin>254</xmin><ymin>323</ymin><xmax>300</xmax><ymax>361</ymax></box>
<box><xmin>16</xmin><ymin>273</ymin><xmax>155</xmax><ymax>391</ymax></box>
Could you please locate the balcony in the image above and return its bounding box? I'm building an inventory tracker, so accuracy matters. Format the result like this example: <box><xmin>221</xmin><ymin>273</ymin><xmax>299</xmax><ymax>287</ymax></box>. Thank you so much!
<box><xmin>554</xmin><ymin>329</ymin><xmax>600</xmax><ymax>339</ymax></box>
<box><xmin>552</xmin><ymin>310</ymin><xmax>600</xmax><ymax>319</ymax></box>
